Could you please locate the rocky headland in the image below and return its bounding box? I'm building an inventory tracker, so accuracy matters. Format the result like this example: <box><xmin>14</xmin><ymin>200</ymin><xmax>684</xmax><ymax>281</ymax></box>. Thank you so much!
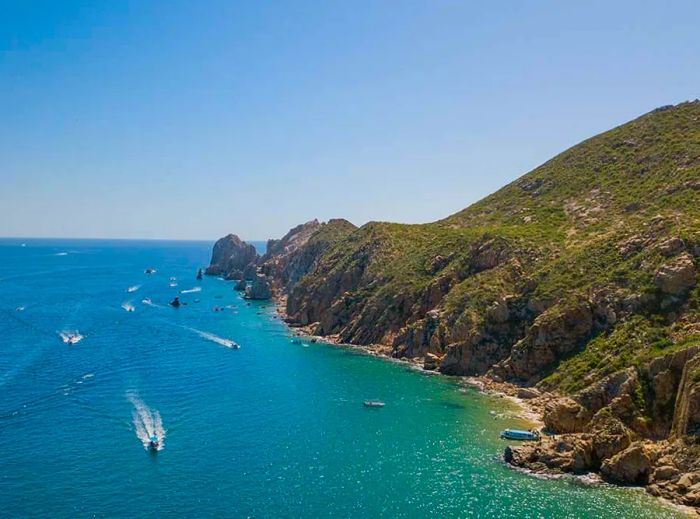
<box><xmin>207</xmin><ymin>101</ymin><xmax>700</xmax><ymax>511</ymax></box>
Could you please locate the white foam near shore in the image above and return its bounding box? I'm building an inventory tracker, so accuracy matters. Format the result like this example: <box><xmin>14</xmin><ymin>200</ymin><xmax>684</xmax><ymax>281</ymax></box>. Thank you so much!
<box><xmin>121</xmin><ymin>302</ymin><xmax>135</xmax><ymax>312</ymax></box>
<box><xmin>127</xmin><ymin>392</ymin><xmax>165</xmax><ymax>451</ymax></box>
<box><xmin>126</xmin><ymin>285</ymin><xmax>141</xmax><ymax>293</ymax></box>
<box><xmin>179</xmin><ymin>286</ymin><xmax>201</xmax><ymax>294</ymax></box>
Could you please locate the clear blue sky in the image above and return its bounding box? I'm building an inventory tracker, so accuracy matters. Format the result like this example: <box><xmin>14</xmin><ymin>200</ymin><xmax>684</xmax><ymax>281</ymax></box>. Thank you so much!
<box><xmin>1</xmin><ymin>1</ymin><xmax>698</xmax><ymax>241</ymax></box>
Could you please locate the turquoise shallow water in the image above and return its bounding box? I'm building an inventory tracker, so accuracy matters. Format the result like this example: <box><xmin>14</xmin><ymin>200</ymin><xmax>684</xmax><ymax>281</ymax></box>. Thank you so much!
<box><xmin>0</xmin><ymin>239</ymin><xmax>684</xmax><ymax>518</ymax></box>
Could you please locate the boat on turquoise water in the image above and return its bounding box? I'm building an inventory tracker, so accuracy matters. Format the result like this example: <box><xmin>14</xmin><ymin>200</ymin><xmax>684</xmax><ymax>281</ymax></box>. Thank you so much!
<box><xmin>500</xmin><ymin>428</ymin><xmax>540</xmax><ymax>441</ymax></box>
<box><xmin>148</xmin><ymin>435</ymin><xmax>160</xmax><ymax>451</ymax></box>
<box><xmin>60</xmin><ymin>331</ymin><xmax>84</xmax><ymax>345</ymax></box>
<box><xmin>364</xmin><ymin>399</ymin><xmax>385</xmax><ymax>407</ymax></box>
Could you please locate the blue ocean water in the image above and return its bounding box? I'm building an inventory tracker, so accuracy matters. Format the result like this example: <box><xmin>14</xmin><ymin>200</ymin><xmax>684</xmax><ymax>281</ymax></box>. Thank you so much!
<box><xmin>0</xmin><ymin>239</ymin><xmax>683</xmax><ymax>518</ymax></box>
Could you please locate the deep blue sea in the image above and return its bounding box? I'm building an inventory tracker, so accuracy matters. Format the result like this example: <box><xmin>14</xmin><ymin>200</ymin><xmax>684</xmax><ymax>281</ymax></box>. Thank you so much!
<box><xmin>0</xmin><ymin>239</ymin><xmax>683</xmax><ymax>518</ymax></box>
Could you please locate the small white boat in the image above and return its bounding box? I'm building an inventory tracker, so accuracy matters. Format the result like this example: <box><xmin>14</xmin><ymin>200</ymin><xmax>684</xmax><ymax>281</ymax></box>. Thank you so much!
<box><xmin>363</xmin><ymin>399</ymin><xmax>385</xmax><ymax>408</ymax></box>
<box><xmin>60</xmin><ymin>331</ymin><xmax>84</xmax><ymax>345</ymax></box>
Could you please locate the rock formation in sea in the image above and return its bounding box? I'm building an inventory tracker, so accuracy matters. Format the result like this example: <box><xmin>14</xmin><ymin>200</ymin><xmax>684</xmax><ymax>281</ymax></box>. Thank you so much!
<box><xmin>205</xmin><ymin>234</ymin><xmax>258</xmax><ymax>277</ymax></box>
<box><xmin>207</xmin><ymin>100</ymin><xmax>700</xmax><ymax>510</ymax></box>
<box><xmin>245</xmin><ymin>274</ymin><xmax>272</xmax><ymax>300</ymax></box>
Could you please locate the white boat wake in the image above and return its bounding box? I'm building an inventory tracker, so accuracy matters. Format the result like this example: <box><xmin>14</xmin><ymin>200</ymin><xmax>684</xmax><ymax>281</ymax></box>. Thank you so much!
<box><xmin>185</xmin><ymin>327</ymin><xmax>240</xmax><ymax>349</ymax></box>
<box><xmin>179</xmin><ymin>287</ymin><xmax>201</xmax><ymax>294</ymax></box>
<box><xmin>127</xmin><ymin>392</ymin><xmax>165</xmax><ymax>451</ymax></box>
<box><xmin>141</xmin><ymin>298</ymin><xmax>158</xmax><ymax>307</ymax></box>
<box><xmin>59</xmin><ymin>330</ymin><xmax>84</xmax><ymax>344</ymax></box>
<box><xmin>126</xmin><ymin>285</ymin><xmax>141</xmax><ymax>293</ymax></box>
<box><xmin>121</xmin><ymin>301</ymin><xmax>135</xmax><ymax>312</ymax></box>
<box><xmin>54</xmin><ymin>252</ymin><xmax>68</xmax><ymax>256</ymax></box>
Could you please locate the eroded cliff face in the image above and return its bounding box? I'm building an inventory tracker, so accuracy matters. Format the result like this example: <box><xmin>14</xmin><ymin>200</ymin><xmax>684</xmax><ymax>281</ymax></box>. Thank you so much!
<box><xmin>259</xmin><ymin>219</ymin><xmax>356</xmax><ymax>294</ymax></box>
<box><xmin>207</xmin><ymin>220</ymin><xmax>357</xmax><ymax>301</ymax></box>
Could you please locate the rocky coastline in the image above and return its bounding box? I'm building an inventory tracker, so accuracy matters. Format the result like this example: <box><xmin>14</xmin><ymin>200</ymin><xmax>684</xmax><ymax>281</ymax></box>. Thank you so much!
<box><xmin>206</xmin><ymin>102</ymin><xmax>700</xmax><ymax>512</ymax></box>
<box><xmin>207</xmin><ymin>224</ymin><xmax>699</xmax><ymax>512</ymax></box>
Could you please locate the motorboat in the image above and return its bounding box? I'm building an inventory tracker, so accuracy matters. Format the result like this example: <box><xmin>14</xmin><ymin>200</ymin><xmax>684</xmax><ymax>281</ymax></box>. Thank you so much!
<box><xmin>363</xmin><ymin>400</ymin><xmax>385</xmax><ymax>408</ymax></box>
<box><xmin>148</xmin><ymin>435</ymin><xmax>160</xmax><ymax>451</ymax></box>
<box><xmin>60</xmin><ymin>331</ymin><xmax>83</xmax><ymax>345</ymax></box>
<box><xmin>500</xmin><ymin>428</ymin><xmax>540</xmax><ymax>441</ymax></box>
<box><xmin>145</xmin><ymin>268</ymin><xmax>157</xmax><ymax>274</ymax></box>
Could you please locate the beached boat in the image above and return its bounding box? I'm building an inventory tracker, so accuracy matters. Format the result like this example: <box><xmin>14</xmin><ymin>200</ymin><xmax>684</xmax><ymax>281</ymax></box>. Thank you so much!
<box><xmin>364</xmin><ymin>400</ymin><xmax>385</xmax><ymax>407</ymax></box>
<box><xmin>500</xmin><ymin>428</ymin><xmax>540</xmax><ymax>441</ymax></box>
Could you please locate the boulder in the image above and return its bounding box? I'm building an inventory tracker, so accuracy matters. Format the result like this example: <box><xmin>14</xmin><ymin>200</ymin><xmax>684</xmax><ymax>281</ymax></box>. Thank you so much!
<box><xmin>600</xmin><ymin>444</ymin><xmax>652</xmax><ymax>484</ymax></box>
<box><xmin>588</xmin><ymin>414</ymin><xmax>632</xmax><ymax>463</ymax></box>
<box><xmin>576</xmin><ymin>367</ymin><xmax>638</xmax><ymax>415</ymax></box>
<box><xmin>234</xmin><ymin>279</ymin><xmax>247</xmax><ymax>291</ymax></box>
<box><xmin>682</xmin><ymin>490</ymin><xmax>700</xmax><ymax>507</ymax></box>
<box><xmin>658</xmin><ymin>237</ymin><xmax>685</xmax><ymax>257</ymax></box>
<box><xmin>651</xmin><ymin>465</ymin><xmax>680</xmax><ymax>481</ymax></box>
<box><xmin>504</xmin><ymin>435</ymin><xmax>593</xmax><ymax>475</ymax></box>
<box><xmin>653</xmin><ymin>253</ymin><xmax>696</xmax><ymax>295</ymax></box>
<box><xmin>423</xmin><ymin>353</ymin><xmax>440</xmax><ymax>371</ymax></box>
<box><xmin>543</xmin><ymin>397</ymin><xmax>591</xmax><ymax>433</ymax></box>
<box><xmin>516</xmin><ymin>388</ymin><xmax>541</xmax><ymax>399</ymax></box>
<box><xmin>676</xmin><ymin>472</ymin><xmax>700</xmax><ymax>490</ymax></box>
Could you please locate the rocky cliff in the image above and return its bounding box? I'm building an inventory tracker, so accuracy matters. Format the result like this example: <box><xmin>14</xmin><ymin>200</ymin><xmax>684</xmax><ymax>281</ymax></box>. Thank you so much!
<box><xmin>205</xmin><ymin>234</ymin><xmax>259</xmax><ymax>279</ymax></box>
<box><xmin>209</xmin><ymin>100</ymin><xmax>700</xmax><ymax>508</ymax></box>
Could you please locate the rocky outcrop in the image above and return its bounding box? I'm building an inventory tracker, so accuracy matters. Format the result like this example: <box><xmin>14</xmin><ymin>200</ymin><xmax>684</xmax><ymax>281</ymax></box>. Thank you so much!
<box><xmin>504</xmin><ymin>435</ymin><xmax>593</xmax><ymax>474</ymax></box>
<box><xmin>262</xmin><ymin>220</ymin><xmax>321</xmax><ymax>261</ymax></box>
<box><xmin>653</xmin><ymin>253</ymin><xmax>697</xmax><ymax>295</ymax></box>
<box><xmin>492</xmin><ymin>301</ymin><xmax>594</xmax><ymax>384</ymax></box>
<box><xmin>671</xmin><ymin>353</ymin><xmax>700</xmax><ymax>438</ymax></box>
<box><xmin>206</xmin><ymin>234</ymin><xmax>258</xmax><ymax>277</ymax></box>
<box><xmin>506</xmin><ymin>346</ymin><xmax>700</xmax><ymax>508</ymax></box>
<box><xmin>601</xmin><ymin>443</ymin><xmax>653</xmax><ymax>484</ymax></box>
<box><xmin>543</xmin><ymin>397</ymin><xmax>591</xmax><ymax>433</ymax></box>
<box><xmin>245</xmin><ymin>274</ymin><xmax>272</xmax><ymax>300</ymax></box>
<box><xmin>261</xmin><ymin>219</ymin><xmax>356</xmax><ymax>295</ymax></box>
